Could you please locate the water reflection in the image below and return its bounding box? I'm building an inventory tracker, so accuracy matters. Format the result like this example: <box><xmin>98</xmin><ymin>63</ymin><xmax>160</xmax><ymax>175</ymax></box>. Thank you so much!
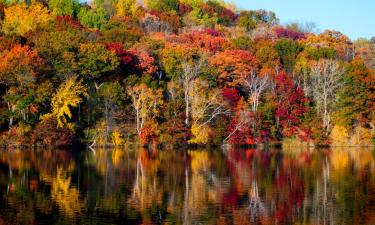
<box><xmin>0</xmin><ymin>147</ymin><xmax>375</xmax><ymax>224</ymax></box>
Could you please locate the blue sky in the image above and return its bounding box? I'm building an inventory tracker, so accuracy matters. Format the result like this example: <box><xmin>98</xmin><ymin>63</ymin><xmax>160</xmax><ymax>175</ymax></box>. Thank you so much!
<box><xmin>234</xmin><ymin>0</ymin><xmax>374</xmax><ymax>40</ymax></box>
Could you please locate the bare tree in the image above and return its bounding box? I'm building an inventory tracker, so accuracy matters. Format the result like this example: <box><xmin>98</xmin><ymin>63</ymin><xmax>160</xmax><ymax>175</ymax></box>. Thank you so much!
<box><xmin>310</xmin><ymin>59</ymin><xmax>344</xmax><ymax>135</ymax></box>
<box><xmin>244</xmin><ymin>72</ymin><xmax>269</xmax><ymax>112</ymax></box>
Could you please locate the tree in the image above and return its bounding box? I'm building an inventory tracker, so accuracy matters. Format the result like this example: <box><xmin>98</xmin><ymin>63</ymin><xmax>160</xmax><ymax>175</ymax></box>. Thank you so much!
<box><xmin>0</xmin><ymin>44</ymin><xmax>42</xmax><ymax>87</ymax></box>
<box><xmin>161</xmin><ymin>46</ymin><xmax>207</xmax><ymax>127</ymax></box>
<box><xmin>97</xmin><ymin>82</ymin><xmax>126</xmax><ymax>144</ymax></box>
<box><xmin>224</xmin><ymin>97</ymin><xmax>252</xmax><ymax>144</ymax></box>
<box><xmin>274</xmin><ymin>71</ymin><xmax>308</xmax><ymax>139</ymax></box>
<box><xmin>237</xmin><ymin>10</ymin><xmax>279</xmax><ymax>31</ymax></box>
<box><xmin>128</xmin><ymin>48</ymin><xmax>158</xmax><ymax>76</ymax></box>
<box><xmin>210</xmin><ymin>50</ymin><xmax>260</xmax><ymax>87</ymax></box>
<box><xmin>188</xmin><ymin>79</ymin><xmax>229</xmax><ymax>144</ymax></box>
<box><xmin>166</xmin><ymin>31</ymin><xmax>228</xmax><ymax>53</ymax></box>
<box><xmin>254</xmin><ymin>41</ymin><xmax>281</xmax><ymax>78</ymax></box>
<box><xmin>310</xmin><ymin>59</ymin><xmax>344</xmax><ymax>135</ymax></box>
<box><xmin>78</xmin><ymin>43</ymin><xmax>119</xmax><ymax>88</ymax></box>
<box><xmin>334</xmin><ymin>58</ymin><xmax>375</xmax><ymax>128</ymax></box>
<box><xmin>161</xmin><ymin>44</ymin><xmax>188</xmax><ymax>80</ymax></box>
<box><xmin>302</xmin><ymin>30</ymin><xmax>354</xmax><ymax>61</ymax></box>
<box><xmin>144</xmin><ymin>0</ymin><xmax>179</xmax><ymax>12</ymax></box>
<box><xmin>274</xmin><ymin>38</ymin><xmax>303</xmax><ymax>73</ymax></box>
<box><xmin>179</xmin><ymin>0</ymin><xmax>203</xmax><ymax>8</ymax></box>
<box><xmin>181</xmin><ymin>55</ymin><xmax>206</xmax><ymax>126</ymax></box>
<box><xmin>30</xmin><ymin>30</ymin><xmax>83</xmax><ymax>81</ymax></box>
<box><xmin>140</xmin><ymin>12</ymin><xmax>175</xmax><ymax>33</ymax></box>
<box><xmin>44</xmin><ymin>76</ymin><xmax>87</xmax><ymax>130</ymax></box>
<box><xmin>127</xmin><ymin>84</ymin><xmax>163</xmax><ymax>135</ymax></box>
<box><xmin>48</xmin><ymin>0</ymin><xmax>80</xmax><ymax>17</ymax></box>
<box><xmin>99</xmin><ymin>26</ymin><xmax>143</xmax><ymax>47</ymax></box>
<box><xmin>115</xmin><ymin>0</ymin><xmax>142</xmax><ymax>17</ymax></box>
<box><xmin>32</xmin><ymin>115</ymin><xmax>74</xmax><ymax>146</ymax></box>
<box><xmin>244</xmin><ymin>72</ymin><xmax>269</xmax><ymax>112</ymax></box>
<box><xmin>355</xmin><ymin>38</ymin><xmax>375</xmax><ymax>69</ymax></box>
<box><xmin>0</xmin><ymin>44</ymin><xmax>43</xmax><ymax>127</ymax></box>
<box><xmin>200</xmin><ymin>1</ymin><xmax>236</xmax><ymax>26</ymax></box>
<box><xmin>274</xmin><ymin>27</ymin><xmax>305</xmax><ymax>40</ymax></box>
<box><xmin>184</xmin><ymin>6</ymin><xmax>219</xmax><ymax>28</ymax></box>
<box><xmin>77</xmin><ymin>6</ymin><xmax>108</xmax><ymax>29</ymax></box>
<box><xmin>2</xmin><ymin>2</ymin><xmax>52</xmax><ymax>36</ymax></box>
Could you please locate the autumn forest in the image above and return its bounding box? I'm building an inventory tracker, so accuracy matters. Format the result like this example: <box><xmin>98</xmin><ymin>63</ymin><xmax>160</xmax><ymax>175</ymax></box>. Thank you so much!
<box><xmin>0</xmin><ymin>0</ymin><xmax>374</xmax><ymax>148</ymax></box>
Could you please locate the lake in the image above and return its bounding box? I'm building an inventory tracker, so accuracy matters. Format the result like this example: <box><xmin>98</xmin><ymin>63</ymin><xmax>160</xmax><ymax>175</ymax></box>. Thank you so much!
<box><xmin>0</xmin><ymin>147</ymin><xmax>375</xmax><ymax>224</ymax></box>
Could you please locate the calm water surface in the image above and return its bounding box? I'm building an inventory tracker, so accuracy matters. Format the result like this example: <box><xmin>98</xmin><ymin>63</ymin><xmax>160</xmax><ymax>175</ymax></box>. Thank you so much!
<box><xmin>1</xmin><ymin>147</ymin><xmax>375</xmax><ymax>225</ymax></box>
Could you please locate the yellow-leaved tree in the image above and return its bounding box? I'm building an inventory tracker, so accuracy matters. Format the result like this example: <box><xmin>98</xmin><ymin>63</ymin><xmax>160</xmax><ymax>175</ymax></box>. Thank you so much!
<box><xmin>330</xmin><ymin>125</ymin><xmax>349</xmax><ymax>146</ymax></box>
<box><xmin>188</xmin><ymin>79</ymin><xmax>229</xmax><ymax>144</ymax></box>
<box><xmin>115</xmin><ymin>0</ymin><xmax>143</xmax><ymax>18</ymax></box>
<box><xmin>112</xmin><ymin>130</ymin><xmax>125</xmax><ymax>146</ymax></box>
<box><xmin>127</xmin><ymin>84</ymin><xmax>163</xmax><ymax>136</ymax></box>
<box><xmin>2</xmin><ymin>2</ymin><xmax>52</xmax><ymax>36</ymax></box>
<box><xmin>43</xmin><ymin>76</ymin><xmax>87</xmax><ymax>130</ymax></box>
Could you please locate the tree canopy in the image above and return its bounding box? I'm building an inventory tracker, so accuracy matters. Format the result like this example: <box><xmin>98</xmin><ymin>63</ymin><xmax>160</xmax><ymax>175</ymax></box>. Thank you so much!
<box><xmin>0</xmin><ymin>0</ymin><xmax>373</xmax><ymax>147</ymax></box>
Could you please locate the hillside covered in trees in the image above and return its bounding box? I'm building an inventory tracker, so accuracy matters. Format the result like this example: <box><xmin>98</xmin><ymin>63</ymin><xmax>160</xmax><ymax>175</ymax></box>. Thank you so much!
<box><xmin>0</xmin><ymin>0</ymin><xmax>374</xmax><ymax>148</ymax></box>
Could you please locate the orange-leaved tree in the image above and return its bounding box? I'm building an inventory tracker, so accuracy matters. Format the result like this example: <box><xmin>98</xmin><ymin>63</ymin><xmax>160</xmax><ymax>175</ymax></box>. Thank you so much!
<box><xmin>210</xmin><ymin>50</ymin><xmax>260</xmax><ymax>87</ymax></box>
<box><xmin>0</xmin><ymin>44</ymin><xmax>43</xmax><ymax>127</ymax></box>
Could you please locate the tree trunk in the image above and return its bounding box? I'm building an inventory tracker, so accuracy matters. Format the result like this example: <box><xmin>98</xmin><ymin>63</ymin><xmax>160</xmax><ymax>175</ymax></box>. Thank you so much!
<box><xmin>105</xmin><ymin>100</ymin><xmax>110</xmax><ymax>145</ymax></box>
<box><xmin>7</xmin><ymin>102</ymin><xmax>14</xmax><ymax>128</ymax></box>
<box><xmin>136</xmin><ymin>109</ymin><xmax>141</xmax><ymax>135</ymax></box>
<box><xmin>184</xmin><ymin>86</ymin><xmax>189</xmax><ymax>126</ymax></box>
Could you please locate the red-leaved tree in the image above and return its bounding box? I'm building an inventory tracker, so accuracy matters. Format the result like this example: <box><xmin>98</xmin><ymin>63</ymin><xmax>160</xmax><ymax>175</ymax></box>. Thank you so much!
<box><xmin>274</xmin><ymin>71</ymin><xmax>310</xmax><ymax>139</ymax></box>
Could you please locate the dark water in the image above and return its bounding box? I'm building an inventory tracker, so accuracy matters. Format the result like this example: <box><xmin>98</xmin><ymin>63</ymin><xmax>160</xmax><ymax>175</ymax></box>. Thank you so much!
<box><xmin>1</xmin><ymin>147</ymin><xmax>375</xmax><ymax>225</ymax></box>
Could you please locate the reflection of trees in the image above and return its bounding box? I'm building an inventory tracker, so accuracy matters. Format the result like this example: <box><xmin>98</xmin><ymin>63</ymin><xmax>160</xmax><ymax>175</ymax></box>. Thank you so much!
<box><xmin>225</xmin><ymin>148</ymin><xmax>310</xmax><ymax>224</ymax></box>
<box><xmin>304</xmin><ymin>155</ymin><xmax>335</xmax><ymax>225</ymax></box>
<box><xmin>328</xmin><ymin>149</ymin><xmax>375</xmax><ymax>224</ymax></box>
<box><xmin>127</xmin><ymin>148</ymin><xmax>164</xmax><ymax>224</ymax></box>
<box><xmin>183</xmin><ymin>150</ymin><xmax>232</xmax><ymax>224</ymax></box>
<box><xmin>247</xmin><ymin>180</ymin><xmax>268</xmax><ymax>222</ymax></box>
<box><xmin>2</xmin><ymin>148</ymin><xmax>375</xmax><ymax>224</ymax></box>
<box><xmin>0</xmin><ymin>150</ymin><xmax>78</xmax><ymax>224</ymax></box>
<box><xmin>41</xmin><ymin>167</ymin><xmax>84</xmax><ymax>218</ymax></box>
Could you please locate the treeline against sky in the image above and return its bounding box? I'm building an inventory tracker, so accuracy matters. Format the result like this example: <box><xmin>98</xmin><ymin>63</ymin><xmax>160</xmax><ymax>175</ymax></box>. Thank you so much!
<box><xmin>0</xmin><ymin>0</ymin><xmax>374</xmax><ymax>147</ymax></box>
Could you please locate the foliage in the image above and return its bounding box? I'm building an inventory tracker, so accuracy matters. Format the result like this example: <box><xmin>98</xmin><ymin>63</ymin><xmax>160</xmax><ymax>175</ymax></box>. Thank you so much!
<box><xmin>48</xmin><ymin>0</ymin><xmax>80</xmax><ymax>17</ymax></box>
<box><xmin>144</xmin><ymin>0</ymin><xmax>179</xmax><ymax>12</ymax></box>
<box><xmin>210</xmin><ymin>50</ymin><xmax>259</xmax><ymax>86</ymax></box>
<box><xmin>99</xmin><ymin>25</ymin><xmax>143</xmax><ymax>47</ymax></box>
<box><xmin>115</xmin><ymin>0</ymin><xmax>143</xmax><ymax>17</ymax></box>
<box><xmin>0</xmin><ymin>44</ymin><xmax>42</xmax><ymax>86</ymax></box>
<box><xmin>188</xmin><ymin>80</ymin><xmax>227</xmax><ymax>144</ymax></box>
<box><xmin>237</xmin><ymin>10</ymin><xmax>278</xmax><ymax>31</ymax></box>
<box><xmin>2</xmin><ymin>2</ymin><xmax>52</xmax><ymax>35</ymax></box>
<box><xmin>274</xmin><ymin>38</ymin><xmax>303</xmax><ymax>73</ymax></box>
<box><xmin>32</xmin><ymin>116</ymin><xmax>74</xmax><ymax>146</ymax></box>
<box><xmin>78</xmin><ymin>43</ymin><xmax>119</xmax><ymax>79</ymax></box>
<box><xmin>274</xmin><ymin>71</ymin><xmax>308</xmax><ymax>139</ymax></box>
<box><xmin>302</xmin><ymin>30</ymin><xmax>353</xmax><ymax>61</ymax></box>
<box><xmin>127</xmin><ymin>84</ymin><xmax>163</xmax><ymax>135</ymax></box>
<box><xmin>189</xmin><ymin>123</ymin><xmax>211</xmax><ymax>144</ymax></box>
<box><xmin>274</xmin><ymin>27</ymin><xmax>305</xmax><ymax>40</ymax></box>
<box><xmin>111</xmin><ymin>130</ymin><xmax>125</xmax><ymax>146</ymax></box>
<box><xmin>0</xmin><ymin>0</ymin><xmax>372</xmax><ymax>147</ymax></box>
<box><xmin>334</xmin><ymin>58</ymin><xmax>375</xmax><ymax>128</ymax></box>
<box><xmin>166</xmin><ymin>31</ymin><xmax>228</xmax><ymax>53</ymax></box>
<box><xmin>45</xmin><ymin>77</ymin><xmax>87</xmax><ymax>130</ymax></box>
<box><xmin>78</xmin><ymin>6</ymin><xmax>108</xmax><ymax>29</ymax></box>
